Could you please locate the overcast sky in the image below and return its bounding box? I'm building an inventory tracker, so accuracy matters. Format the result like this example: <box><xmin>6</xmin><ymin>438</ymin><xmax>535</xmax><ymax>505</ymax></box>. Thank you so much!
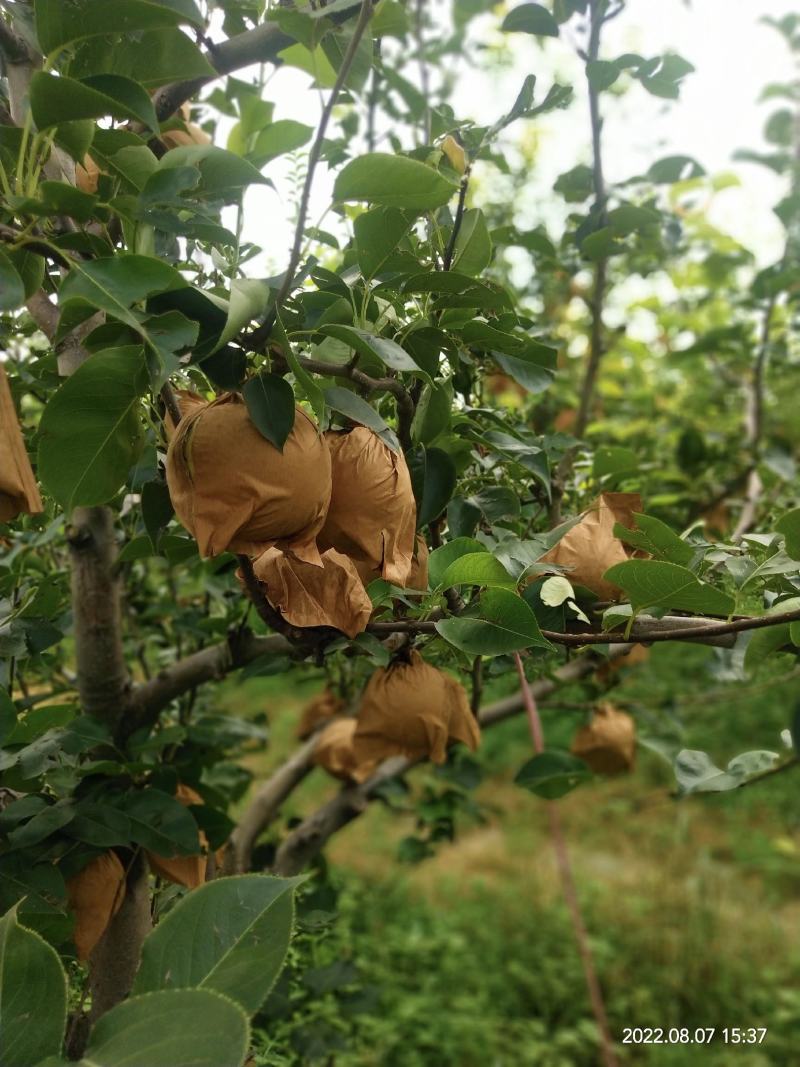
<box><xmin>236</xmin><ymin>1</ymin><xmax>800</xmax><ymax>271</ymax></box>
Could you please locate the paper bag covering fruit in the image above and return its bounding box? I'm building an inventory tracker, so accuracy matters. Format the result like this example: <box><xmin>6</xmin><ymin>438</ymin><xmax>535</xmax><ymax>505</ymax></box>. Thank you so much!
<box><xmin>166</xmin><ymin>393</ymin><xmax>331</xmax><ymax>565</ymax></box>
<box><xmin>297</xmin><ymin>687</ymin><xmax>347</xmax><ymax>739</ymax></box>
<box><xmin>66</xmin><ymin>851</ymin><xmax>126</xmax><ymax>961</ymax></box>
<box><xmin>537</xmin><ymin>492</ymin><xmax>642</xmax><ymax>601</ymax></box>
<box><xmin>594</xmin><ymin>643</ymin><xmax>649</xmax><ymax>683</ymax></box>
<box><xmin>313</xmin><ymin>717</ymin><xmax>377</xmax><ymax>782</ymax></box>
<box><xmin>319</xmin><ymin>426</ymin><xmax>416</xmax><ymax>587</ymax></box>
<box><xmin>353</xmin><ymin>650</ymin><xmax>480</xmax><ymax>766</ymax></box>
<box><xmin>249</xmin><ymin>545</ymin><xmax>373</xmax><ymax>638</ymax></box>
<box><xmin>571</xmin><ymin>702</ymin><xmax>636</xmax><ymax>774</ymax></box>
<box><xmin>146</xmin><ymin>783</ymin><xmax>208</xmax><ymax>889</ymax></box>
<box><xmin>406</xmin><ymin>535</ymin><xmax>430</xmax><ymax>591</ymax></box>
<box><xmin>1</xmin><ymin>364</ymin><xmax>43</xmax><ymax>523</ymax></box>
<box><xmin>164</xmin><ymin>388</ymin><xmax>207</xmax><ymax>439</ymax></box>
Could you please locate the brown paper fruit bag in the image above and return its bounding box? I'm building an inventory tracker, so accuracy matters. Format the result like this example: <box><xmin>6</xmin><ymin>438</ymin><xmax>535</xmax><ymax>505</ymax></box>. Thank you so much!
<box><xmin>319</xmin><ymin>427</ymin><xmax>416</xmax><ymax>587</ymax></box>
<box><xmin>571</xmin><ymin>702</ymin><xmax>636</xmax><ymax>774</ymax></box>
<box><xmin>406</xmin><ymin>535</ymin><xmax>430</xmax><ymax>591</ymax></box>
<box><xmin>313</xmin><ymin>717</ymin><xmax>377</xmax><ymax>782</ymax></box>
<box><xmin>250</xmin><ymin>545</ymin><xmax>372</xmax><ymax>638</ymax></box>
<box><xmin>146</xmin><ymin>783</ymin><xmax>208</xmax><ymax>889</ymax></box>
<box><xmin>166</xmin><ymin>393</ymin><xmax>331</xmax><ymax>564</ymax></box>
<box><xmin>66</xmin><ymin>851</ymin><xmax>126</xmax><ymax>960</ymax></box>
<box><xmin>164</xmin><ymin>389</ymin><xmax>208</xmax><ymax>439</ymax></box>
<box><xmin>537</xmin><ymin>492</ymin><xmax>641</xmax><ymax>601</ymax></box>
<box><xmin>297</xmin><ymin>688</ymin><xmax>347</xmax><ymax>739</ymax></box>
<box><xmin>353</xmin><ymin>650</ymin><xmax>480</xmax><ymax>766</ymax></box>
<box><xmin>1</xmin><ymin>364</ymin><xmax>43</xmax><ymax>523</ymax></box>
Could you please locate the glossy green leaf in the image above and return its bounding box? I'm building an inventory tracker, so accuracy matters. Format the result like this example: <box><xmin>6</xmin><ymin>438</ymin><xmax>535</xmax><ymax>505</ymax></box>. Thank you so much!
<box><xmin>319</xmin><ymin>324</ymin><xmax>422</xmax><ymax>374</ymax></box>
<box><xmin>515</xmin><ymin>750</ymin><xmax>592</xmax><ymax>798</ymax></box>
<box><xmin>251</xmin><ymin>120</ymin><xmax>313</xmax><ymax>165</ymax></box>
<box><xmin>435</xmin><ymin>588</ymin><xmax>551</xmax><ymax>655</ymax></box>
<box><xmin>452</xmin><ymin>208</ymin><xmax>492</xmax><ymax>276</ymax></box>
<box><xmin>334</xmin><ymin>153</ymin><xmax>458</xmax><ymax>210</ymax></box>
<box><xmin>354</xmin><ymin>206</ymin><xmax>413</xmax><ymax>278</ymax></box>
<box><xmin>776</xmin><ymin>508</ymin><xmax>800</xmax><ymax>559</ymax></box>
<box><xmin>428</xmin><ymin>538</ymin><xmax>487</xmax><ymax>589</ymax></box>
<box><xmin>416</xmin><ymin>446</ymin><xmax>457</xmax><ymax>527</ymax></box>
<box><xmin>133</xmin><ymin>875</ymin><xmax>302</xmax><ymax>1014</ymax></box>
<box><xmin>30</xmin><ymin>73</ymin><xmax>159</xmax><ymax>133</ymax></box>
<box><xmin>324</xmin><ymin>386</ymin><xmax>398</xmax><ymax>452</ymax></box>
<box><xmin>119</xmin><ymin>788</ymin><xmax>201</xmax><ymax>855</ymax></box>
<box><xmin>38</xmin><ymin>347</ymin><xmax>148</xmax><ymax>510</ymax></box>
<box><xmin>501</xmin><ymin>3</ymin><xmax>560</xmax><ymax>36</ymax></box>
<box><xmin>437</xmin><ymin>552</ymin><xmax>514</xmax><ymax>590</ymax></box>
<box><xmin>0</xmin><ymin>252</ymin><xmax>25</xmax><ymax>312</ymax></box>
<box><xmin>35</xmin><ymin>0</ymin><xmax>203</xmax><ymax>56</ymax></box>
<box><xmin>141</xmin><ymin>479</ymin><xmax>174</xmax><ymax>549</ymax></box>
<box><xmin>0</xmin><ymin>905</ymin><xmax>67</xmax><ymax>1067</ymax></box>
<box><xmin>70</xmin><ymin>28</ymin><xmax>214</xmax><ymax>88</ymax></box>
<box><xmin>81</xmin><ymin>989</ymin><xmax>248</xmax><ymax>1067</ymax></box>
<box><xmin>158</xmin><ymin>145</ymin><xmax>269</xmax><ymax>200</ymax></box>
<box><xmin>603</xmin><ymin>560</ymin><xmax>735</xmax><ymax>616</ymax></box>
<box><xmin>613</xmin><ymin>514</ymin><xmax>694</xmax><ymax>567</ymax></box>
<box><xmin>243</xmin><ymin>373</ymin><xmax>296</xmax><ymax>451</ymax></box>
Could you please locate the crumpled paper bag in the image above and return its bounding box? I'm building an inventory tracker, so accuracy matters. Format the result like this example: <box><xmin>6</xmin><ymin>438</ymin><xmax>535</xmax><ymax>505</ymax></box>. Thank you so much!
<box><xmin>537</xmin><ymin>492</ymin><xmax>642</xmax><ymax>601</ymax></box>
<box><xmin>1</xmin><ymin>364</ymin><xmax>43</xmax><ymax>522</ymax></box>
<box><xmin>250</xmin><ymin>545</ymin><xmax>373</xmax><ymax>638</ymax></box>
<box><xmin>164</xmin><ymin>388</ymin><xmax>207</xmax><ymax>438</ymax></box>
<box><xmin>297</xmin><ymin>688</ymin><xmax>346</xmax><ymax>739</ymax></box>
<box><xmin>319</xmin><ymin>427</ymin><xmax>416</xmax><ymax>587</ymax></box>
<box><xmin>66</xmin><ymin>851</ymin><xmax>126</xmax><ymax>960</ymax></box>
<box><xmin>166</xmin><ymin>392</ymin><xmax>331</xmax><ymax>565</ymax></box>
<box><xmin>353</xmin><ymin>650</ymin><xmax>480</xmax><ymax>766</ymax></box>
<box><xmin>571</xmin><ymin>702</ymin><xmax>636</xmax><ymax>774</ymax></box>
<box><xmin>146</xmin><ymin>783</ymin><xmax>208</xmax><ymax>889</ymax></box>
<box><xmin>313</xmin><ymin>717</ymin><xmax>377</xmax><ymax>782</ymax></box>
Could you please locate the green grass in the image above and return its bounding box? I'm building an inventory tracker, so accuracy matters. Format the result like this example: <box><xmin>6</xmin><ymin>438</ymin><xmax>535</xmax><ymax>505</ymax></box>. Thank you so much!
<box><xmin>221</xmin><ymin>644</ymin><xmax>800</xmax><ymax>1065</ymax></box>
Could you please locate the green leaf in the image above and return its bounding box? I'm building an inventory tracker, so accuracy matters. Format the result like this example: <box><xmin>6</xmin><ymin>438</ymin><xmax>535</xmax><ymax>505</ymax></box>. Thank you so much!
<box><xmin>743</xmin><ymin>596</ymin><xmax>800</xmax><ymax>672</ymax></box>
<box><xmin>437</xmin><ymin>552</ymin><xmax>514</xmax><ymax>590</ymax></box>
<box><xmin>35</xmin><ymin>0</ymin><xmax>203</xmax><ymax>56</ymax></box>
<box><xmin>354</xmin><ymin>206</ymin><xmax>413</xmax><ymax>278</ymax></box>
<box><xmin>0</xmin><ymin>251</ymin><xmax>25</xmax><ymax>312</ymax></box>
<box><xmin>452</xmin><ymin>209</ymin><xmax>492</xmax><ymax>276</ymax></box>
<box><xmin>416</xmin><ymin>446</ymin><xmax>457</xmax><ymax>527</ymax></box>
<box><xmin>30</xmin><ymin>73</ymin><xmax>159</xmax><ymax>133</ymax></box>
<box><xmin>428</xmin><ymin>538</ymin><xmax>487</xmax><ymax>589</ymax></box>
<box><xmin>242</xmin><ymin>373</ymin><xmax>296</xmax><ymax>451</ymax></box>
<box><xmin>0</xmin><ymin>689</ymin><xmax>15</xmax><ymax>747</ymax></box>
<box><xmin>158</xmin><ymin>145</ymin><xmax>269</xmax><ymax>200</ymax></box>
<box><xmin>515</xmin><ymin>750</ymin><xmax>592</xmax><ymax>798</ymax></box>
<box><xmin>593</xmin><ymin>444</ymin><xmax>638</xmax><ymax>480</ymax></box>
<box><xmin>411</xmin><ymin>379</ymin><xmax>452</xmax><ymax>445</ymax></box>
<box><xmin>319</xmin><ymin>325</ymin><xmax>423</xmax><ymax>375</ymax></box>
<box><xmin>38</xmin><ymin>347</ymin><xmax>148</xmax><ymax>510</ymax></box>
<box><xmin>501</xmin><ymin>3</ymin><xmax>560</xmax><ymax>37</ymax></box>
<box><xmin>333</xmin><ymin>153</ymin><xmax>458</xmax><ymax>210</ymax></box>
<box><xmin>435</xmin><ymin>588</ymin><xmax>551</xmax><ymax>656</ymax></box>
<box><xmin>777</xmin><ymin>508</ymin><xmax>800</xmax><ymax>559</ymax></box>
<box><xmin>613</xmin><ymin>513</ymin><xmax>695</xmax><ymax>566</ymax></box>
<box><xmin>5</xmin><ymin>250</ymin><xmax>45</xmax><ymax>300</ymax></box>
<box><xmin>81</xmin><ymin>989</ymin><xmax>249</xmax><ymax>1067</ymax></box>
<box><xmin>586</xmin><ymin>59</ymin><xmax>621</xmax><ymax>91</ymax></box>
<box><xmin>0</xmin><ymin>905</ymin><xmax>67</xmax><ymax>1067</ymax></box>
<box><xmin>57</xmin><ymin>254</ymin><xmax>187</xmax><ymax>336</ymax></box>
<box><xmin>603</xmin><ymin>560</ymin><xmax>735</xmax><ymax>616</ymax></box>
<box><xmin>118</xmin><ymin>788</ymin><xmax>201</xmax><ymax>855</ymax></box>
<box><xmin>216</xmin><ymin>278</ymin><xmax>270</xmax><ymax>350</ymax></box>
<box><xmin>251</xmin><ymin>120</ymin><xmax>313</xmax><ymax>165</ymax></box>
<box><xmin>646</xmin><ymin>155</ymin><xmax>705</xmax><ymax>183</ymax></box>
<box><xmin>70</xmin><ymin>27</ymin><xmax>214</xmax><ymax>88</ymax></box>
<box><xmin>141</xmin><ymin>479</ymin><xmax>174</xmax><ymax>549</ymax></box>
<box><xmin>324</xmin><ymin>385</ymin><xmax>393</xmax><ymax>440</ymax></box>
<box><xmin>133</xmin><ymin>875</ymin><xmax>302</xmax><ymax>1014</ymax></box>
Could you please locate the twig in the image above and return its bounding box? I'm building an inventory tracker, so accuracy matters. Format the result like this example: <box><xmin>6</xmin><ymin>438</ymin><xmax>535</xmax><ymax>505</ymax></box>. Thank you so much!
<box><xmin>514</xmin><ymin>652</ymin><xmax>618</xmax><ymax>1067</ymax></box>
<box><xmin>247</xmin><ymin>0</ymin><xmax>375</xmax><ymax>349</ymax></box>
<box><xmin>470</xmin><ymin>655</ymin><xmax>483</xmax><ymax>717</ymax></box>
<box><xmin>442</xmin><ymin>170</ymin><xmax>470</xmax><ymax>271</ymax></box>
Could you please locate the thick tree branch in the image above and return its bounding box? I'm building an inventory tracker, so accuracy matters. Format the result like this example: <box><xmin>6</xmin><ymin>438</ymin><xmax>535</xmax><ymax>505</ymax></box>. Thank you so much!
<box><xmin>270</xmin><ymin>650</ymin><xmax>618</xmax><ymax>876</ymax></box>
<box><xmin>225</xmin><ymin>734</ymin><xmax>320</xmax><ymax>874</ymax></box>
<box><xmin>127</xmin><ymin>630</ymin><xmax>293</xmax><ymax>736</ymax></box>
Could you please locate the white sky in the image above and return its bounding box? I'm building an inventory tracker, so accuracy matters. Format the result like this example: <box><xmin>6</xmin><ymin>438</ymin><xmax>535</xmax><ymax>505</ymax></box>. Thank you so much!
<box><xmin>235</xmin><ymin>0</ymin><xmax>800</xmax><ymax>271</ymax></box>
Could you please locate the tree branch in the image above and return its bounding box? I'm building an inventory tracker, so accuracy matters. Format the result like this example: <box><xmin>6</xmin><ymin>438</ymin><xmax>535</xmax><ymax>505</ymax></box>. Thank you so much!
<box><xmin>270</xmin><ymin>649</ymin><xmax>619</xmax><ymax>876</ymax></box>
<box><xmin>127</xmin><ymin>630</ymin><xmax>293</xmax><ymax>736</ymax></box>
<box><xmin>225</xmin><ymin>734</ymin><xmax>320</xmax><ymax>874</ymax></box>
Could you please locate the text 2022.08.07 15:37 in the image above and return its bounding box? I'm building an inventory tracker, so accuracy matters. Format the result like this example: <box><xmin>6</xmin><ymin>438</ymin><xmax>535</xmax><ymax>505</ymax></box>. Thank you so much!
<box><xmin>622</xmin><ymin>1028</ymin><xmax>768</xmax><ymax>1045</ymax></box>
